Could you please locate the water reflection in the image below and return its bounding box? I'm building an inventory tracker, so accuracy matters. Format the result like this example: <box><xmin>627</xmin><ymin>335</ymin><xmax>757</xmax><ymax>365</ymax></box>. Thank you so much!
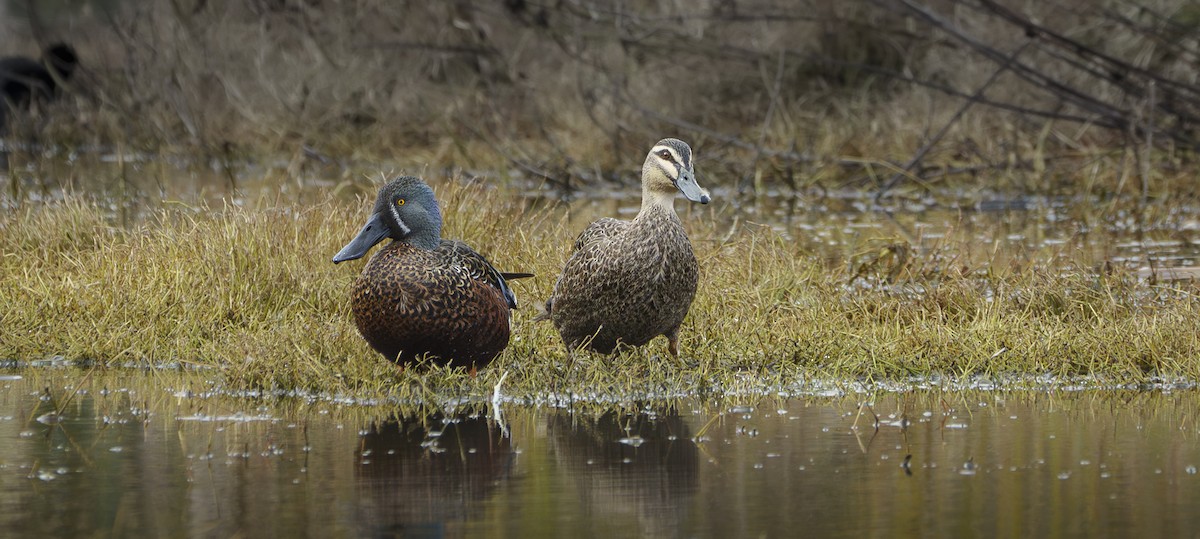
<box><xmin>4</xmin><ymin>374</ymin><xmax>1200</xmax><ymax>536</ymax></box>
<box><xmin>355</xmin><ymin>414</ymin><xmax>512</xmax><ymax>537</ymax></box>
<box><xmin>546</xmin><ymin>407</ymin><xmax>698</xmax><ymax>536</ymax></box>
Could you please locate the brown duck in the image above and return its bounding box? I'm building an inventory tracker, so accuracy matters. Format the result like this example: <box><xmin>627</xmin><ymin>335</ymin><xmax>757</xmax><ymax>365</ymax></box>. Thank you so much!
<box><xmin>539</xmin><ymin>138</ymin><xmax>710</xmax><ymax>357</ymax></box>
<box><xmin>333</xmin><ymin>176</ymin><xmax>531</xmax><ymax>369</ymax></box>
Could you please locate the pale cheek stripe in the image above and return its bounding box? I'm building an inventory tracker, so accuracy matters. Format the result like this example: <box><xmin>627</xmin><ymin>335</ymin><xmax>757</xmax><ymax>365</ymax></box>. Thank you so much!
<box><xmin>651</xmin><ymin>144</ymin><xmax>692</xmax><ymax>179</ymax></box>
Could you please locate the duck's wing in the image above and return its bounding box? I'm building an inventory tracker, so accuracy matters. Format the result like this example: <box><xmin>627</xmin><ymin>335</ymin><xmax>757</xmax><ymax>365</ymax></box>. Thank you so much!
<box><xmin>538</xmin><ymin>218</ymin><xmax>630</xmax><ymax>319</ymax></box>
<box><xmin>573</xmin><ymin>217</ymin><xmax>627</xmax><ymax>251</ymax></box>
<box><xmin>439</xmin><ymin>240</ymin><xmax>523</xmax><ymax>309</ymax></box>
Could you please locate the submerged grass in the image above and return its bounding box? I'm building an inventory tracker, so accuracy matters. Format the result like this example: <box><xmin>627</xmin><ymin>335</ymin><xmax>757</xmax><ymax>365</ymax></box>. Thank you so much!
<box><xmin>3</xmin><ymin>178</ymin><xmax>1200</xmax><ymax>406</ymax></box>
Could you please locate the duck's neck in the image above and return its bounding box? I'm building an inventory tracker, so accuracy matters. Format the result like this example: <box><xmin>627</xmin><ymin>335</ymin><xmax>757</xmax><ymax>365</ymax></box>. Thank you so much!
<box><xmin>403</xmin><ymin>229</ymin><xmax>441</xmax><ymax>251</ymax></box>
<box><xmin>639</xmin><ymin>188</ymin><xmax>677</xmax><ymax>217</ymax></box>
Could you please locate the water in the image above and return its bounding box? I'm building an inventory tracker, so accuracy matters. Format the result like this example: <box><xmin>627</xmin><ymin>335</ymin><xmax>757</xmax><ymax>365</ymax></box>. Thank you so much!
<box><xmin>3</xmin><ymin>372</ymin><xmax>1200</xmax><ymax>536</ymax></box>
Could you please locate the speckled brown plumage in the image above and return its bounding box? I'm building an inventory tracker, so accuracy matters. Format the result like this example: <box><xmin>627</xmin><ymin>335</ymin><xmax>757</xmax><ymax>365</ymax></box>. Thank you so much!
<box><xmin>333</xmin><ymin>176</ymin><xmax>529</xmax><ymax>369</ymax></box>
<box><xmin>352</xmin><ymin>239</ymin><xmax>513</xmax><ymax>368</ymax></box>
<box><xmin>547</xmin><ymin>207</ymin><xmax>698</xmax><ymax>354</ymax></box>
<box><xmin>541</xmin><ymin>138</ymin><xmax>710</xmax><ymax>356</ymax></box>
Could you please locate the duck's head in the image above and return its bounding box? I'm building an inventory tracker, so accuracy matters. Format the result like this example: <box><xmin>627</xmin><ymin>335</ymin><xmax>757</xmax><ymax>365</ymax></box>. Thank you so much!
<box><xmin>332</xmin><ymin>176</ymin><xmax>443</xmax><ymax>263</ymax></box>
<box><xmin>641</xmin><ymin>138</ymin><xmax>710</xmax><ymax>206</ymax></box>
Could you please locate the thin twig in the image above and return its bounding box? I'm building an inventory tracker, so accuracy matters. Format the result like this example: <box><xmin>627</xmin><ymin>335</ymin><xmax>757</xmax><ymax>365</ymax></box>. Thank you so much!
<box><xmin>876</xmin><ymin>39</ymin><xmax>1033</xmax><ymax>201</ymax></box>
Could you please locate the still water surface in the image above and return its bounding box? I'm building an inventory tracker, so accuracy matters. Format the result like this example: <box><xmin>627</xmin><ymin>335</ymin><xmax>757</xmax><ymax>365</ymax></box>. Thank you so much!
<box><xmin>3</xmin><ymin>371</ymin><xmax>1199</xmax><ymax>537</ymax></box>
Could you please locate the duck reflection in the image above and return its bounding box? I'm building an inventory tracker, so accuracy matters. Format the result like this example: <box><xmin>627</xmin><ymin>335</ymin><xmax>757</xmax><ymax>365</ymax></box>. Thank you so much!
<box><xmin>354</xmin><ymin>413</ymin><xmax>512</xmax><ymax>537</ymax></box>
<box><xmin>548</xmin><ymin>407</ymin><xmax>698</xmax><ymax>536</ymax></box>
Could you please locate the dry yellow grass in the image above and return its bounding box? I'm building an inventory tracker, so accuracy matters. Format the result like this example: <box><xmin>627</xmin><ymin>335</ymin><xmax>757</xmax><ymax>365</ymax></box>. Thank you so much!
<box><xmin>3</xmin><ymin>176</ymin><xmax>1200</xmax><ymax>405</ymax></box>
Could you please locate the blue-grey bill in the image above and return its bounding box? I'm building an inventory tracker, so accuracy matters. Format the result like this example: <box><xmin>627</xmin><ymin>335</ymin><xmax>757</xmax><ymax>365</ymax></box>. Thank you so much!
<box><xmin>676</xmin><ymin>172</ymin><xmax>711</xmax><ymax>204</ymax></box>
<box><xmin>332</xmin><ymin>212</ymin><xmax>391</xmax><ymax>263</ymax></box>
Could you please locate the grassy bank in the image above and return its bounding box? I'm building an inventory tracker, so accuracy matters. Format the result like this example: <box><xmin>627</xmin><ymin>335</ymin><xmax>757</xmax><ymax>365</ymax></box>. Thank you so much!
<box><xmin>3</xmin><ymin>178</ymin><xmax>1199</xmax><ymax>404</ymax></box>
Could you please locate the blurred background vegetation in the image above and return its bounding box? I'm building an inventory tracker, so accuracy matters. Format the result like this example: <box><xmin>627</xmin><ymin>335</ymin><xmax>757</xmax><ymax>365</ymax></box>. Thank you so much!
<box><xmin>4</xmin><ymin>0</ymin><xmax>1200</xmax><ymax>197</ymax></box>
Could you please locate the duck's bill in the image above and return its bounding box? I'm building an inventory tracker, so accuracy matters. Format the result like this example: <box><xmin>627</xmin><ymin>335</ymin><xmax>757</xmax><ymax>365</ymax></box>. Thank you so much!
<box><xmin>676</xmin><ymin>171</ymin><xmax>711</xmax><ymax>204</ymax></box>
<box><xmin>332</xmin><ymin>212</ymin><xmax>390</xmax><ymax>263</ymax></box>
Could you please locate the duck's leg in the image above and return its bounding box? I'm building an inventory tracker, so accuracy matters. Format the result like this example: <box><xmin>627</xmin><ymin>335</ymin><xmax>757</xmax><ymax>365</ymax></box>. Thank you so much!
<box><xmin>666</xmin><ymin>328</ymin><xmax>680</xmax><ymax>358</ymax></box>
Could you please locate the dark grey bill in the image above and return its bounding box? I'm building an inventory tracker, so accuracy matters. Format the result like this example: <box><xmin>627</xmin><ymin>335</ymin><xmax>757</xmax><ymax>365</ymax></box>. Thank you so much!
<box><xmin>332</xmin><ymin>212</ymin><xmax>390</xmax><ymax>263</ymax></box>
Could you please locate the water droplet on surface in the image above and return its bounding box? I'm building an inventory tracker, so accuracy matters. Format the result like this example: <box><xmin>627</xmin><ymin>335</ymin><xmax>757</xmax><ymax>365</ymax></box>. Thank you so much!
<box><xmin>618</xmin><ymin>436</ymin><xmax>644</xmax><ymax>447</ymax></box>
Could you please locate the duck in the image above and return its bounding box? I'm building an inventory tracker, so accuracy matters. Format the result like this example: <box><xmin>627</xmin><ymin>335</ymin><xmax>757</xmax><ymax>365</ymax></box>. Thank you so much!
<box><xmin>0</xmin><ymin>43</ymin><xmax>77</xmax><ymax>116</ymax></box>
<box><xmin>332</xmin><ymin>176</ymin><xmax>531</xmax><ymax>369</ymax></box>
<box><xmin>539</xmin><ymin>138</ymin><xmax>710</xmax><ymax>357</ymax></box>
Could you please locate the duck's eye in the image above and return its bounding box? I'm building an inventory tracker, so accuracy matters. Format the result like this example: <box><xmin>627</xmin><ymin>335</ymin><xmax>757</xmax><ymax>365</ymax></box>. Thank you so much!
<box><xmin>396</xmin><ymin>198</ymin><xmax>406</xmax><ymax>206</ymax></box>
<box><xmin>658</xmin><ymin>150</ymin><xmax>673</xmax><ymax>161</ymax></box>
